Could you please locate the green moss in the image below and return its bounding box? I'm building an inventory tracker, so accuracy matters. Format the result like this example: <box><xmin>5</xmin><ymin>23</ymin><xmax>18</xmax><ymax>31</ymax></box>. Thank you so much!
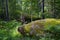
<box><xmin>24</xmin><ymin>18</ymin><xmax>60</xmax><ymax>35</ymax></box>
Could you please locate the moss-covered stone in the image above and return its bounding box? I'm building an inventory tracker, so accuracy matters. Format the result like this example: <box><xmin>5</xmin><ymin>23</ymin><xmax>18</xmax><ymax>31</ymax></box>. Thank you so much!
<box><xmin>19</xmin><ymin>18</ymin><xmax>60</xmax><ymax>36</ymax></box>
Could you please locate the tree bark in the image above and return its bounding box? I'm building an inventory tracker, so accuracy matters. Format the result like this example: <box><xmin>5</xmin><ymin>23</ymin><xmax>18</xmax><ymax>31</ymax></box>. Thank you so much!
<box><xmin>1</xmin><ymin>0</ymin><xmax>5</xmax><ymax>19</ymax></box>
<box><xmin>42</xmin><ymin>0</ymin><xmax>45</xmax><ymax>19</ymax></box>
<box><xmin>5</xmin><ymin>0</ymin><xmax>9</xmax><ymax>21</ymax></box>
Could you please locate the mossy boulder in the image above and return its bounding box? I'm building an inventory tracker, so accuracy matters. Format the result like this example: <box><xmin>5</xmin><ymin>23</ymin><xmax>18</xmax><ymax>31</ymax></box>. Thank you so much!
<box><xmin>18</xmin><ymin>18</ymin><xmax>60</xmax><ymax>36</ymax></box>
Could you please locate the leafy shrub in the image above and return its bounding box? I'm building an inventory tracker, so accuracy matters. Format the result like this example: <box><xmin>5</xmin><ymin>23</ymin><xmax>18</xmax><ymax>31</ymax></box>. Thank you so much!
<box><xmin>0</xmin><ymin>20</ymin><xmax>21</xmax><ymax>40</ymax></box>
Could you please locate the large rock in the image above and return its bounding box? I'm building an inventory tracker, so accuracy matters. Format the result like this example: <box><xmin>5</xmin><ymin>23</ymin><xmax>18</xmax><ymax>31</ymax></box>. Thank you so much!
<box><xmin>18</xmin><ymin>18</ymin><xmax>60</xmax><ymax>36</ymax></box>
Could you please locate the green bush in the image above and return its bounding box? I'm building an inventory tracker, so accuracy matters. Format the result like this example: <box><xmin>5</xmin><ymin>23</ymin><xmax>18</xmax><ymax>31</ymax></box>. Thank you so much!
<box><xmin>0</xmin><ymin>20</ymin><xmax>21</xmax><ymax>40</ymax></box>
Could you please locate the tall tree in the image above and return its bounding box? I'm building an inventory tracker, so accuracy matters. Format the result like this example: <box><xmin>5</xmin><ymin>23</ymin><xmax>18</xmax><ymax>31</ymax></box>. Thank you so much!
<box><xmin>42</xmin><ymin>0</ymin><xmax>45</xmax><ymax>19</ymax></box>
<box><xmin>5</xmin><ymin>0</ymin><xmax>9</xmax><ymax>21</ymax></box>
<box><xmin>1</xmin><ymin>0</ymin><xmax>5</xmax><ymax>19</ymax></box>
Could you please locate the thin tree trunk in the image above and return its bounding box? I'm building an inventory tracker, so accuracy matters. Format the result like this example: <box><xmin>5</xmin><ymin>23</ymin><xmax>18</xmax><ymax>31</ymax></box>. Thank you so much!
<box><xmin>5</xmin><ymin>0</ymin><xmax>9</xmax><ymax>21</ymax></box>
<box><xmin>53</xmin><ymin>0</ymin><xmax>55</xmax><ymax>18</ymax></box>
<box><xmin>1</xmin><ymin>0</ymin><xmax>5</xmax><ymax>19</ymax></box>
<box><xmin>42</xmin><ymin>0</ymin><xmax>45</xmax><ymax>19</ymax></box>
<box><xmin>30</xmin><ymin>0</ymin><xmax>33</xmax><ymax>22</ymax></box>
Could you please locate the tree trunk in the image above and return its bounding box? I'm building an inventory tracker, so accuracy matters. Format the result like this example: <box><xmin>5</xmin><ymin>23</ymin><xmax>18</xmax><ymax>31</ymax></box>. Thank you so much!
<box><xmin>5</xmin><ymin>0</ymin><xmax>9</xmax><ymax>21</ymax></box>
<box><xmin>53</xmin><ymin>0</ymin><xmax>56</xmax><ymax>18</ymax></box>
<box><xmin>1</xmin><ymin>0</ymin><xmax>5</xmax><ymax>19</ymax></box>
<box><xmin>42</xmin><ymin>0</ymin><xmax>45</xmax><ymax>19</ymax></box>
